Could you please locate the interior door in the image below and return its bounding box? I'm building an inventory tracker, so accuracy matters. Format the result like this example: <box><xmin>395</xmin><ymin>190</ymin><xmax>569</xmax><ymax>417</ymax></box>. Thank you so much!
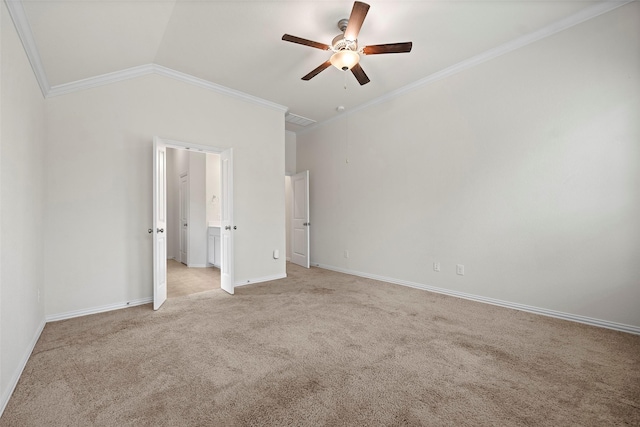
<box><xmin>220</xmin><ymin>148</ymin><xmax>235</xmax><ymax>294</ymax></box>
<box><xmin>179</xmin><ymin>173</ymin><xmax>188</xmax><ymax>265</ymax></box>
<box><xmin>153</xmin><ymin>138</ymin><xmax>168</xmax><ymax>310</ymax></box>
<box><xmin>291</xmin><ymin>170</ymin><xmax>310</xmax><ymax>268</ymax></box>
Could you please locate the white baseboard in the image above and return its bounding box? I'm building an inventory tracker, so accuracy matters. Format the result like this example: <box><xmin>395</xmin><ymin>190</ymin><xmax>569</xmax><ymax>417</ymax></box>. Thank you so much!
<box><xmin>0</xmin><ymin>318</ymin><xmax>46</xmax><ymax>418</ymax></box>
<box><xmin>314</xmin><ymin>263</ymin><xmax>640</xmax><ymax>335</ymax></box>
<box><xmin>46</xmin><ymin>297</ymin><xmax>153</xmax><ymax>322</ymax></box>
<box><xmin>187</xmin><ymin>263</ymin><xmax>207</xmax><ymax>268</ymax></box>
<box><xmin>235</xmin><ymin>273</ymin><xmax>287</xmax><ymax>287</ymax></box>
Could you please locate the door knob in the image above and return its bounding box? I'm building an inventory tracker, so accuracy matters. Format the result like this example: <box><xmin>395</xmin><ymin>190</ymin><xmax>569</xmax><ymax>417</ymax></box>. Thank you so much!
<box><xmin>225</xmin><ymin>225</ymin><xmax>231</xmax><ymax>230</ymax></box>
<box><xmin>157</xmin><ymin>228</ymin><xmax>164</xmax><ymax>233</ymax></box>
<box><xmin>234</xmin><ymin>226</ymin><xmax>237</xmax><ymax>230</ymax></box>
<box><xmin>148</xmin><ymin>229</ymin><xmax>153</xmax><ymax>233</ymax></box>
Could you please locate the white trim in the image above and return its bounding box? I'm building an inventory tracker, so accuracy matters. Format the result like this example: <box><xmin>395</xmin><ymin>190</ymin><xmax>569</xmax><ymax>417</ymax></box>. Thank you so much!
<box><xmin>0</xmin><ymin>319</ymin><xmax>45</xmax><ymax>417</ymax></box>
<box><xmin>45</xmin><ymin>297</ymin><xmax>153</xmax><ymax>323</ymax></box>
<box><xmin>3</xmin><ymin>0</ymin><xmax>50</xmax><ymax>96</ymax></box>
<box><xmin>314</xmin><ymin>263</ymin><xmax>640</xmax><ymax>336</ymax></box>
<box><xmin>160</xmin><ymin>138</ymin><xmax>226</xmax><ymax>154</ymax></box>
<box><xmin>235</xmin><ymin>273</ymin><xmax>287</xmax><ymax>287</ymax></box>
<box><xmin>187</xmin><ymin>264</ymin><xmax>208</xmax><ymax>268</ymax></box>
<box><xmin>45</xmin><ymin>63</ymin><xmax>288</xmax><ymax>113</ymax></box>
<box><xmin>46</xmin><ymin>64</ymin><xmax>155</xmax><ymax>98</ymax></box>
<box><xmin>298</xmin><ymin>0</ymin><xmax>634</xmax><ymax>135</ymax></box>
<box><xmin>152</xmin><ymin>65</ymin><xmax>288</xmax><ymax>113</ymax></box>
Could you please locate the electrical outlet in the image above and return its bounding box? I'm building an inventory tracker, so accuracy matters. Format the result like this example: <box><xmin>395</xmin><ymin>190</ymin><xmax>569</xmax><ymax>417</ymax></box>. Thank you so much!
<box><xmin>434</xmin><ymin>262</ymin><xmax>440</xmax><ymax>272</ymax></box>
<box><xmin>456</xmin><ymin>264</ymin><xmax>465</xmax><ymax>275</ymax></box>
<box><xmin>344</xmin><ymin>250</ymin><xmax>349</xmax><ymax>259</ymax></box>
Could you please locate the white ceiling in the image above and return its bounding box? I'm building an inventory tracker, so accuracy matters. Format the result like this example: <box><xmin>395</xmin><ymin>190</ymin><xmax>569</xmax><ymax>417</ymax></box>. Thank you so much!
<box><xmin>15</xmin><ymin>0</ymin><xmax>614</xmax><ymax>131</ymax></box>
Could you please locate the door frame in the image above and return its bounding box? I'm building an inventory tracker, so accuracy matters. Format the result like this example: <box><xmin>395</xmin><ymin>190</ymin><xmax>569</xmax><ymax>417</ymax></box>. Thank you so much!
<box><xmin>153</xmin><ymin>137</ymin><xmax>235</xmax><ymax>309</ymax></box>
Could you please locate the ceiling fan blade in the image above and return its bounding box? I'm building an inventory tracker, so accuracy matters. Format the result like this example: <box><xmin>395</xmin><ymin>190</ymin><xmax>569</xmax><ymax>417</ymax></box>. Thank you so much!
<box><xmin>362</xmin><ymin>42</ymin><xmax>413</xmax><ymax>55</ymax></box>
<box><xmin>351</xmin><ymin>63</ymin><xmax>370</xmax><ymax>85</ymax></box>
<box><xmin>344</xmin><ymin>1</ymin><xmax>370</xmax><ymax>41</ymax></box>
<box><xmin>282</xmin><ymin>34</ymin><xmax>331</xmax><ymax>51</ymax></box>
<box><xmin>302</xmin><ymin>61</ymin><xmax>332</xmax><ymax>80</ymax></box>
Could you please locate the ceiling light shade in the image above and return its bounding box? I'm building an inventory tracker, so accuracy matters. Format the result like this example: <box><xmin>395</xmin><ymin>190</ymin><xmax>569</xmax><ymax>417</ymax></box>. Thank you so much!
<box><xmin>330</xmin><ymin>50</ymin><xmax>359</xmax><ymax>71</ymax></box>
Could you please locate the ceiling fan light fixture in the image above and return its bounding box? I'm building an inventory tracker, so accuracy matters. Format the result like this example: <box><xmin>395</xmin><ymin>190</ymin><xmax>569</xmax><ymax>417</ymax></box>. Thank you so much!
<box><xmin>330</xmin><ymin>50</ymin><xmax>359</xmax><ymax>71</ymax></box>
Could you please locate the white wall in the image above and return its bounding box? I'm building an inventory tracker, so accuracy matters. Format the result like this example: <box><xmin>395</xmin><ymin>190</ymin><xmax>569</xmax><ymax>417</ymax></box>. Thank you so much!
<box><xmin>285</xmin><ymin>176</ymin><xmax>292</xmax><ymax>261</ymax></box>
<box><xmin>188</xmin><ymin>151</ymin><xmax>206</xmax><ymax>267</ymax></box>
<box><xmin>284</xmin><ymin>131</ymin><xmax>296</xmax><ymax>261</ymax></box>
<box><xmin>1</xmin><ymin>1</ymin><xmax>46</xmax><ymax>413</ymax></box>
<box><xmin>166</xmin><ymin>147</ymin><xmax>188</xmax><ymax>260</ymax></box>
<box><xmin>297</xmin><ymin>3</ymin><xmax>640</xmax><ymax>328</ymax></box>
<box><xmin>285</xmin><ymin>131</ymin><xmax>296</xmax><ymax>175</ymax></box>
<box><xmin>43</xmin><ymin>73</ymin><xmax>286</xmax><ymax>317</ymax></box>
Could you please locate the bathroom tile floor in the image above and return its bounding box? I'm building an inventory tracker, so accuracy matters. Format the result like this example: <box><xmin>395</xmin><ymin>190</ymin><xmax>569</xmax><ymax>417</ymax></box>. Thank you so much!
<box><xmin>167</xmin><ymin>259</ymin><xmax>220</xmax><ymax>298</ymax></box>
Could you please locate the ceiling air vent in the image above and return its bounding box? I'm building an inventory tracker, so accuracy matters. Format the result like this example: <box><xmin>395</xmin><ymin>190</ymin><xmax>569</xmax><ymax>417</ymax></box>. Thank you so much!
<box><xmin>285</xmin><ymin>113</ymin><xmax>316</xmax><ymax>127</ymax></box>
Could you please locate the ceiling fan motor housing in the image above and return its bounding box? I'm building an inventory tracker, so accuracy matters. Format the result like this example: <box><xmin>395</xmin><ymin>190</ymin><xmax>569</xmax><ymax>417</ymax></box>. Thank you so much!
<box><xmin>337</xmin><ymin>18</ymin><xmax>350</xmax><ymax>33</ymax></box>
<box><xmin>333</xmin><ymin>35</ymin><xmax>357</xmax><ymax>50</ymax></box>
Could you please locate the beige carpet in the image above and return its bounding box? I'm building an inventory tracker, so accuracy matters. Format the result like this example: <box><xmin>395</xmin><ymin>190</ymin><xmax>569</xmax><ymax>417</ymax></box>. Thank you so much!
<box><xmin>167</xmin><ymin>259</ymin><xmax>220</xmax><ymax>298</ymax></box>
<box><xmin>1</xmin><ymin>264</ymin><xmax>639</xmax><ymax>426</ymax></box>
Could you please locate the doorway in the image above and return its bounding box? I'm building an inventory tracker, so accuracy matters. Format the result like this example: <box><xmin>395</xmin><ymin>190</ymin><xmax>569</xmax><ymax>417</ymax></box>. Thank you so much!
<box><xmin>167</xmin><ymin>149</ymin><xmax>219</xmax><ymax>298</ymax></box>
<box><xmin>152</xmin><ymin>137</ymin><xmax>235</xmax><ymax>310</ymax></box>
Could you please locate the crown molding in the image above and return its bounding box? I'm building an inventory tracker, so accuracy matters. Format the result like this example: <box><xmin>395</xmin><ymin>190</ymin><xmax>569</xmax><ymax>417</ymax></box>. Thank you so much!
<box><xmin>46</xmin><ymin>64</ymin><xmax>287</xmax><ymax>112</ymax></box>
<box><xmin>151</xmin><ymin>65</ymin><xmax>288</xmax><ymax>113</ymax></box>
<box><xmin>4</xmin><ymin>0</ymin><xmax>50</xmax><ymax>96</ymax></box>
<box><xmin>46</xmin><ymin>64</ymin><xmax>155</xmax><ymax>98</ymax></box>
<box><xmin>298</xmin><ymin>0</ymin><xmax>634</xmax><ymax>135</ymax></box>
<box><xmin>6</xmin><ymin>0</ymin><xmax>629</xmax><ymax>119</ymax></box>
<box><xmin>4</xmin><ymin>0</ymin><xmax>286</xmax><ymax>113</ymax></box>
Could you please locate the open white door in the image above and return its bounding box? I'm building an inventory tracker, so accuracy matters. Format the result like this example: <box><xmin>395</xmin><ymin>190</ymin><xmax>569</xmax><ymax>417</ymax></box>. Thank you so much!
<box><xmin>153</xmin><ymin>138</ymin><xmax>168</xmax><ymax>309</ymax></box>
<box><xmin>292</xmin><ymin>170</ymin><xmax>310</xmax><ymax>268</ymax></box>
<box><xmin>220</xmin><ymin>148</ymin><xmax>235</xmax><ymax>294</ymax></box>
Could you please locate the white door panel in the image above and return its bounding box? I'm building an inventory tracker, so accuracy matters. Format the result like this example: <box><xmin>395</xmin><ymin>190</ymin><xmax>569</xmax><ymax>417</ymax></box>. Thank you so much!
<box><xmin>220</xmin><ymin>148</ymin><xmax>234</xmax><ymax>294</ymax></box>
<box><xmin>153</xmin><ymin>138</ymin><xmax>168</xmax><ymax>310</ymax></box>
<box><xmin>291</xmin><ymin>171</ymin><xmax>310</xmax><ymax>268</ymax></box>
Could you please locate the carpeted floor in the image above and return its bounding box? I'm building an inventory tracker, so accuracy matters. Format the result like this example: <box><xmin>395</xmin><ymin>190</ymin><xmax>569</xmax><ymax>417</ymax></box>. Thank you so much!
<box><xmin>1</xmin><ymin>264</ymin><xmax>639</xmax><ymax>426</ymax></box>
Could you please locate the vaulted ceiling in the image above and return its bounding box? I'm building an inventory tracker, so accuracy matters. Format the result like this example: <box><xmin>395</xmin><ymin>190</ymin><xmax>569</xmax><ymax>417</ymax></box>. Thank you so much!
<box><xmin>9</xmin><ymin>0</ymin><xmax>624</xmax><ymax>131</ymax></box>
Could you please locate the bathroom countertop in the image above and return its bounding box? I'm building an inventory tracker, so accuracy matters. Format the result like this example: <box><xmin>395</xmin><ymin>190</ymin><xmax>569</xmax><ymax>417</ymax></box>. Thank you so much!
<box><xmin>207</xmin><ymin>222</ymin><xmax>221</xmax><ymax>228</ymax></box>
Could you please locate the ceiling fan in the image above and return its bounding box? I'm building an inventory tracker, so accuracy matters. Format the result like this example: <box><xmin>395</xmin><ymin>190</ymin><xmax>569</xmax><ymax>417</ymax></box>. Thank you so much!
<box><xmin>282</xmin><ymin>1</ymin><xmax>412</xmax><ymax>86</ymax></box>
